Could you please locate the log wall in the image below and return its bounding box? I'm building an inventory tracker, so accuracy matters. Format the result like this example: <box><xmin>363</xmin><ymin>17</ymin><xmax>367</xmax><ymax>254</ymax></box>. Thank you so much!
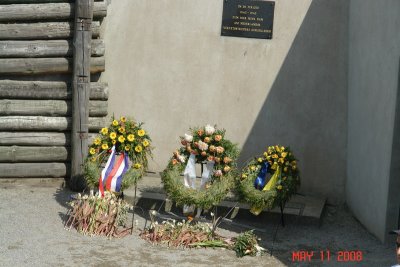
<box><xmin>0</xmin><ymin>0</ymin><xmax>108</xmax><ymax>178</ymax></box>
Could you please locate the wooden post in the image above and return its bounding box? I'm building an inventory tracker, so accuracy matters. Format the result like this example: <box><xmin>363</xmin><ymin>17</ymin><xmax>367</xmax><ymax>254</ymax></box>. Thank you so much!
<box><xmin>69</xmin><ymin>0</ymin><xmax>94</xmax><ymax>191</ymax></box>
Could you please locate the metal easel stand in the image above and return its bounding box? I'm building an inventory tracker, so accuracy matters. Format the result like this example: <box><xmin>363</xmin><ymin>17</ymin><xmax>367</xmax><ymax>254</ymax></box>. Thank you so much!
<box><xmin>129</xmin><ymin>184</ymin><xmax>145</xmax><ymax>234</ymax></box>
<box><xmin>270</xmin><ymin>201</ymin><xmax>286</xmax><ymax>256</ymax></box>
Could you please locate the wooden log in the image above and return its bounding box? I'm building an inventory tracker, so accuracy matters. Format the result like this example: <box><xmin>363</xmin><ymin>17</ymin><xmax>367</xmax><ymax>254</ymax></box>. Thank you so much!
<box><xmin>0</xmin><ymin>39</ymin><xmax>104</xmax><ymax>58</ymax></box>
<box><xmin>0</xmin><ymin>80</ymin><xmax>108</xmax><ymax>100</ymax></box>
<box><xmin>0</xmin><ymin>0</ymin><xmax>104</xmax><ymax>4</ymax></box>
<box><xmin>0</xmin><ymin>21</ymin><xmax>100</xmax><ymax>40</ymax></box>
<box><xmin>0</xmin><ymin>132</ymin><xmax>97</xmax><ymax>146</ymax></box>
<box><xmin>0</xmin><ymin>99</ymin><xmax>107</xmax><ymax>116</ymax></box>
<box><xmin>0</xmin><ymin>2</ymin><xmax>107</xmax><ymax>21</ymax></box>
<box><xmin>0</xmin><ymin>146</ymin><xmax>69</xmax><ymax>162</ymax></box>
<box><xmin>0</xmin><ymin>163</ymin><xmax>68</xmax><ymax>178</ymax></box>
<box><xmin>70</xmin><ymin>0</ymin><xmax>94</xmax><ymax>191</ymax></box>
<box><xmin>0</xmin><ymin>57</ymin><xmax>104</xmax><ymax>74</ymax></box>
<box><xmin>0</xmin><ymin>116</ymin><xmax>105</xmax><ymax>131</ymax></box>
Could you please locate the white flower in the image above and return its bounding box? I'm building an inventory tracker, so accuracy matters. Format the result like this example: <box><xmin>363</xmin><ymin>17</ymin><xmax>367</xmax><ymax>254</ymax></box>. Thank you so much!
<box><xmin>205</xmin><ymin>124</ymin><xmax>215</xmax><ymax>135</ymax></box>
<box><xmin>198</xmin><ymin>140</ymin><xmax>209</xmax><ymax>151</ymax></box>
<box><xmin>184</xmin><ymin>133</ymin><xmax>193</xmax><ymax>142</ymax></box>
<box><xmin>178</xmin><ymin>155</ymin><xmax>186</xmax><ymax>163</ymax></box>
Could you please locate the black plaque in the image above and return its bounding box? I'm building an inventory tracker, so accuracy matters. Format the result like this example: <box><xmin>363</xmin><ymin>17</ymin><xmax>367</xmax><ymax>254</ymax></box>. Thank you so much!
<box><xmin>221</xmin><ymin>0</ymin><xmax>275</xmax><ymax>39</ymax></box>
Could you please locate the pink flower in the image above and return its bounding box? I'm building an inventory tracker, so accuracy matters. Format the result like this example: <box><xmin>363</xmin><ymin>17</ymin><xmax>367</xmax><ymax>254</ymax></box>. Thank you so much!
<box><xmin>214</xmin><ymin>170</ymin><xmax>223</xmax><ymax>177</ymax></box>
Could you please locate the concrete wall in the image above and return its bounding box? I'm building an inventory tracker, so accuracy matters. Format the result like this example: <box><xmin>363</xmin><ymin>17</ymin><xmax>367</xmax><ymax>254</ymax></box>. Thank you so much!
<box><xmin>101</xmin><ymin>0</ymin><xmax>348</xmax><ymax>203</ymax></box>
<box><xmin>347</xmin><ymin>0</ymin><xmax>400</xmax><ymax>242</ymax></box>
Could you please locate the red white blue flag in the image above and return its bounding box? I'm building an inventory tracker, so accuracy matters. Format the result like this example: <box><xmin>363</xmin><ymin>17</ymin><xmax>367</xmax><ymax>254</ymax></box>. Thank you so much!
<box><xmin>98</xmin><ymin>146</ymin><xmax>130</xmax><ymax>196</ymax></box>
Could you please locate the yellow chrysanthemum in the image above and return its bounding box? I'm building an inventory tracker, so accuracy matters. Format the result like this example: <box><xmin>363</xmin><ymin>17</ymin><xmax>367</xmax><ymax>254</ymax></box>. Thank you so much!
<box><xmin>281</xmin><ymin>152</ymin><xmax>288</xmax><ymax>158</ymax></box>
<box><xmin>127</xmin><ymin>134</ymin><xmax>135</xmax><ymax>142</ymax></box>
<box><xmin>112</xmin><ymin>139</ymin><xmax>116</xmax><ymax>145</ymax></box>
<box><xmin>118</xmin><ymin>135</ymin><xmax>125</xmax><ymax>143</ymax></box>
<box><xmin>91</xmin><ymin>157</ymin><xmax>97</xmax><ymax>162</ymax></box>
<box><xmin>277</xmin><ymin>185</ymin><xmax>283</xmax><ymax>190</ymax></box>
<box><xmin>89</xmin><ymin>148</ymin><xmax>96</xmax><ymax>155</ymax></box>
<box><xmin>135</xmin><ymin>145</ymin><xmax>143</xmax><ymax>153</ymax></box>
<box><xmin>138</xmin><ymin>129</ymin><xmax>145</xmax><ymax>137</ymax></box>
<box><xmin>278</xmin><ymin>158</ymin><xmax>285</xmax><ymax>164</ymax></box>
<box><xmin>120</xmin><ymin>116</ymin><xmax>126</xmax><ymax>123</ymax></box>
<box><xmin>112</xmin><ymin>120</ymin><xmax>118</xmax><ymax>126</ymax></box>
<box><xmin>143</xmin><ymin>139</ymin><xmax>150</xmax><ymax>147</ymax></box>
<box><xmin>102</xmin><ymin>143</ymin><xmax>109</xmax><ymax>150</ymax></box>
<box><xmin>257</xmin><ymin>157</ymin><xmax>263</xmax><ymax>163</ymax></box>
<box><xmin>263</xmin><ymin>152</ymin><xmax>268</xmax><ymax>158</ymax></box>
<box><xmin>118</xmin><ymin>127</ymin><xmax>125</xmax><ymax>133</ymax></box>
<box><xmin>110</xmin><ymin>132</ymin><xmax>117</xmax><ymax>140</ymax></box>
<box><xmin>241</xmin><ymin>174</ymin><xmax>247</xmax><ymax>179</ymax></box>
<box><xmin>250</xmin><ymin>165</ymin><xmax>256</xmax><ymax>171</ymax></box>
<box><xmin>94</xmin><ymin>138</ymin><xmax>101</xmax><ymax>145</ymax></box>
<box><xmin>125</xmin><ymin>145</ymin><xmax>131</xmax><ymax>151</ymax></box>
<box><xmin>134</xmin><ymin>163</ymin><xmax>142</xmax><ymax>169</ymax></box>
<box><xmin>101</xmin><ymin>127</ymin><xmax>108</xmax><ymax>135</ymax></box>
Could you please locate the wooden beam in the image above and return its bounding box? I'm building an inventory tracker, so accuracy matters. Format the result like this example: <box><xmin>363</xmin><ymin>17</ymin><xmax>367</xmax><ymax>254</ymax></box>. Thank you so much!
<box><xmin>0</xmin><ymin>57</ymin><xmax>104</xmax><ymax>74</ymax></box>
<box><xmin>0</xmin><ymin>21</ymin><xmax>100</xmax><ymax>40</ymax></box>
<box><xmin>0</xmin><ymin>132</ymin><xmax>97</xmax><ymax>146</ymax></box>
<box><xmin>0</xmin><ymin>163</ymin><xmax>68</xmax><ymax>178</ymax></box>
<box><xmin>0</xmin><ymin>39</ymin><xmax>104</xmax><ymax>58</ymax></box>
<box><xmin>0</xmin><ymin>116</ymin><xmax>105</xmax><ymax>131</ymax></box>
<box><xmin>0</xmin><ymin>146</ymin><xmax>69</xmax><ymax>162</ymax></box>
<box><xmin>0</xmin><ymin>2</ymin><xmax>106</xmax><ymax>21</ymax></box>
<box><xmin>0</xmin><ymin>80</ymin><xmax>108</xmax><ymax>100</ymax></box>
<box><xmin>70</xmin><ymin>0</ymin><xmax>94</xmax><ymax>191</ymax></box>
<box><xmin>0</xmin><ymin>99</ymin><xmax>107</xmax><ymax>116</ymax></box>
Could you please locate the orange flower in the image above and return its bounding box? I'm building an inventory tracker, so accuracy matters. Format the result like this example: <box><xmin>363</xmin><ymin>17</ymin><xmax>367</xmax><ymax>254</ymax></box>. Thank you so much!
<box><xmin>181</xmin><ymin>139</ymin><xmax>187</xmax><ymax>146</ymax></box>
<box><xmin>172</xmin><ymin>159</ymin><xmax>178</xmax><ymax>165</ymax></box>
<box><xmin>223</xmin><ymin>157</ymin><xmax>231</xmax><ymax>164</ymax></box>
<box><xmin>204</xmin><ymin>137</ymin><xmax>211</xmax><ymax>143</ymax></box>
<box><xmin>224</xmin><ymin>166</ymin><xmax>231</xmax><ymax>173</ymax></box>
<box><xmin>207</xmin><ymin>156</ymin><xmax>214</xmax><ymax>162</ymax></box>
<box><xmin>197</xmin><ymin>129</ymin><xmax>204</xmax><ymax>136</ymax></box>
<box><xmin>215</xmin><ymin>157</ymin><xmax>221</xmax><ymax>163</ymax></box>
<box><xmin>214</xmin><ymin>135</ymin><xmax>222</xmax><ymax>142</ymax></box>
<box><xmin>209</xmin><ymin>145</ymin><xmax>216</xmax><ymax>152</ymax></box>
<box><xmin>201</xmin><ymin>151</ymin><xmax>207</xmax><ymax>157</ymax></box>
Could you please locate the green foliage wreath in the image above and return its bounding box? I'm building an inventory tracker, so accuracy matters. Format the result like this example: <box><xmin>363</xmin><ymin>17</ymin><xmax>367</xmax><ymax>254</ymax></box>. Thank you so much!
<box><xmin>237</xmin><ymin>145</ymin><xmax>300</xmax><ymax>215</ymax></box>
<box><xmin>83</xmin><ymin>116</ymin><xmax>152</xmax><ymax>192</ymax></box>
<box><xmin>161</xmin><ymin>125</ymin><xmax>239</xmax><ymax>210</ymax></box>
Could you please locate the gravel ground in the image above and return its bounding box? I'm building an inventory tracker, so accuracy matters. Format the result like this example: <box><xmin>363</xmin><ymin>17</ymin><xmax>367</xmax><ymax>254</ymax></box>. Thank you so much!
<box><xmin>0</xmin><ymin>179</ymin><xmax>395</xmax><ymax>267</ymax></box>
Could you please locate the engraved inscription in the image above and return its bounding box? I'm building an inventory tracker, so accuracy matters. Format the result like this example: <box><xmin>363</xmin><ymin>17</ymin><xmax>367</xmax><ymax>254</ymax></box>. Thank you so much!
<box><xmin>221</xmin><ymin>0</ymin><xmax>275</xmax><ymax>39</ymax></box>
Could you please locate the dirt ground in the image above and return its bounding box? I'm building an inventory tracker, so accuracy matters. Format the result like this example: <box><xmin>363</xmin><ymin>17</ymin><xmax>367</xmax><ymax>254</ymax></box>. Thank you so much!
<box><xmin>0</xmin><ymin>179</ymin><xmax>395</xmax><ymax>267</ymax></box>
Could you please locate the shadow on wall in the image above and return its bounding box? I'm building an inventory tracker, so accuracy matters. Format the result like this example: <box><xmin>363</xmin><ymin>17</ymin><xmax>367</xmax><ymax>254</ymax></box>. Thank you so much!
<box><xmin>238</xmin><ymin>0</ymin><xmax>348</xmax><ymax>204</ymax></box>
<box><xmin>386</xmin><ymin>57</ymin><xmax>400</xmax><ymax>243</ymax></box>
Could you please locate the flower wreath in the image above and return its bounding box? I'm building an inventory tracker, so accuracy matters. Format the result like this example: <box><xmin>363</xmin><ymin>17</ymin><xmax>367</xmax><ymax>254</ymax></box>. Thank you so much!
<box><xmin>237</xmin><ymin>145</ymin><xmax>300</xmax><ymax>215</ymax></box>
<box><xmin>161</xmin><ymin>125</ymin><xmax>239</xmax><ymax>210</ymax></box>
<box><xmin>84</xmin><ymin>116</ymin><xmax>152</xmax><ymax>193</ymax></box>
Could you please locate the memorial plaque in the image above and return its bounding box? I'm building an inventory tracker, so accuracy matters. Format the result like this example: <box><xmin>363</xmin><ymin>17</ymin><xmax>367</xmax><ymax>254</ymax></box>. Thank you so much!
<box><xmin>221</xmin><ymin>0</ymin><xmax>275</xmax><ymax>39</ymax></box>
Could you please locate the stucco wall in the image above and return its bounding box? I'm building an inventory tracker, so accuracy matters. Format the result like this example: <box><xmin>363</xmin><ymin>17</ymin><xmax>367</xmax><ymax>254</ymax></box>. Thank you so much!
<box><xmin>347</xmin><ymin>0</ymin><xmax>400</xmax><ymax>242</ymax></box>
<box><xmin>101</xmin><ymin>0</ymin><xmax>348</xmax><ymax>203</ymax></box>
